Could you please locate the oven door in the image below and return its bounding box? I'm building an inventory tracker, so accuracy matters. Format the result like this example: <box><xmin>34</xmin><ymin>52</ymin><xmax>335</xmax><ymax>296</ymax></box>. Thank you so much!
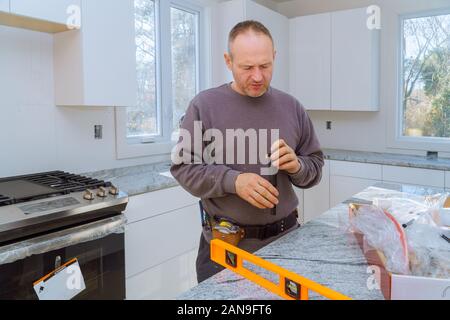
<box><xmin>0</xmin><ymin>217</ymin><xmax>125</xmax><ymax>300</ymax></box>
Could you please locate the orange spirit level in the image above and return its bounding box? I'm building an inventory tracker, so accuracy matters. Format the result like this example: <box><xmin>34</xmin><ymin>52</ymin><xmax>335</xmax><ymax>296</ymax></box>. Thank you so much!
<box><xmin>210</xmin><ymin>239</ymin><xmax>351</xmax><ymax>300</ymax></box>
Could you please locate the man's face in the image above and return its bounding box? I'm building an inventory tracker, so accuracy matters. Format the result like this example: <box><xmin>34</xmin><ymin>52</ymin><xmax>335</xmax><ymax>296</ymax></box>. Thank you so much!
<box><xmin>225</xmin><ymin>31</ymin><xmax>275</xmax><ymax>98</ymax></box>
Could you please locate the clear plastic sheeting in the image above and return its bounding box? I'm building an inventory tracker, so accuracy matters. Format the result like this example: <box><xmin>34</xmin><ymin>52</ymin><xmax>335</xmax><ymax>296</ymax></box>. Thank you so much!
<box><xmin>347</xmin><ymin>186</ymin><xmax>450</xmax><ymax>279</ymax></box>
<box><xmin>0</xmin><ymin>215</ymin><xmax>126</xmax><ymax>266</ymax></box>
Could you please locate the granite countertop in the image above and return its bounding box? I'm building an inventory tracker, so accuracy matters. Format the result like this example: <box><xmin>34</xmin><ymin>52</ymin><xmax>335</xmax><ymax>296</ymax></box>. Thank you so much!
<box><xmin>80</xmin><ymin>149</ymin><xmax>450</xmax><ymax>198</ymax></box>
<box><xmin>323</xmin><ymin>149</ymin><xmax>450</xmax><ymax>171</ymax></box>
<box><xmin>82</xmin><ymin>161</ymin><xmax>178</xmax><ymax>197</ymax></box>
<box><xmin>177</xmin><ymin>182</ymin><xmax>446</xmax><ymax>300</ymax></box>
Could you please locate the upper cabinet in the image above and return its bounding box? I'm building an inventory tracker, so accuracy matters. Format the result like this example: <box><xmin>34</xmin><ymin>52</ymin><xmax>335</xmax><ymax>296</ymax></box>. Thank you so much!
<box><xmin>0</xmin><ymin>0</ymin><xmax>80</xmax><ymax>33</ymax></box>
<box><xmin>10</xmin><ymin>0</ymin><xmax>80</xmax><ymax>25</ymax></box>
<box><xmin>54</xmin><ymin>0</ymin><xmax>137</xmax><ymax>107</ymax></box>
<box><xmin>211</xmin><ymin>0</ymin><xmax>290</xmax><ymax>92</ymax></box>
<box><xmin>290</xmin><ymin>7</ymin><xmax>380</xmax><ymax>111</ymax></box>
<box><xmin>331</xmin><ymin>8</ymin><xmax>379</xmax><ymax>111</ymax></box>
<box><xmin>290</xmin><ymin>13</ymin><xmax>331</xmax><ymax>110</ymax></box>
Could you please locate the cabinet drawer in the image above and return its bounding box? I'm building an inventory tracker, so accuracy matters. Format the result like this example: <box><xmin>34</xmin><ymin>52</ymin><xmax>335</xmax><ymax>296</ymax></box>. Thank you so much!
<box><xmin>330</xmin><ymin>175</ymin><xmax>380</xmax><ymax>207</ymax></box>
<box><xmin>126</xmin><ymin>248</ymin><xmax>198</xmax><ymax>300</ymax></box>
<box><xmin>125</xmin><ymin>186</ymin><xmax>198</xmax><ymax>223</ymax></box>
<box><xmin>330</xmin><ymin>160</ymin><xmax>382</xmax><ymax>180</ymax></box>
<box><xmin>382</xmin><ymin>165</ymin><xmax>445</xmax><ymax>188</ymax></box>
<box><xmin>125</xmin><ymin>203</ymin><xmax>201</xmax><ymax>278</ymax></box>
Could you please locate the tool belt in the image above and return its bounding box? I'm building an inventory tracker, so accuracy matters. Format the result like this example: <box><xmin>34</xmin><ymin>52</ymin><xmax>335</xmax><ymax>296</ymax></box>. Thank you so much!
<box><xmin>199</xmin><ymin>201</ymin><xmax>299</xmax><ymax>245</ymax></box>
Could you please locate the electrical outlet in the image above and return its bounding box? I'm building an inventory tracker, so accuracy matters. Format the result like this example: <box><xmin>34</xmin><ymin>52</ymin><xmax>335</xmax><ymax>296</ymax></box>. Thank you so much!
<box><xmin>326</xmin><ymin>121</ymin><xmax>332</xmax><ymax>130</ymax></box>
<box><xmin>94</xmin><ymin>125</ymin><xmax>103</xmax><ymax>140</ymax></box>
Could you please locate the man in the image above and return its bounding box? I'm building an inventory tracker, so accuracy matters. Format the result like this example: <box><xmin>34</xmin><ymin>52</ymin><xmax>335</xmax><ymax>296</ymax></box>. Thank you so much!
<box><xmin>171</xmin><ymin>20</ymin><xmax>324</xmax><ymax>283</ymax></box>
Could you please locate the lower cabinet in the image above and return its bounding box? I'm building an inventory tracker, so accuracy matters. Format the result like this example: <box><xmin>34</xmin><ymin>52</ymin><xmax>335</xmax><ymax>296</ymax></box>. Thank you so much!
<box><xmin>330</xmin><ymin>175</ymin><xmax>380</xmax><ymax>207</ymax></box>
<box><xmin>124</xmin><ymin>186</ymin><xmax>201</xmax><ymax>299</ymax></box>
<box><xmin>303</xmin><ymin>159</ymin><xmax>330</xmax><ymax>223</ymax></box>
<box><xmin>126</xmin><ymin>248</ymin><xmax>198</xmax><ymax>300</ymax></box>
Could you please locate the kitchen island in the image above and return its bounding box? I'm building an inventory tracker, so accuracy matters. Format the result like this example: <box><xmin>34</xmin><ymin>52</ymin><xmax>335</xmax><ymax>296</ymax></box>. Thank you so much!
<box><xmin>178</xmin><ymin>183</ymin><xmax>447</xmax><ymax>300</ymax></box>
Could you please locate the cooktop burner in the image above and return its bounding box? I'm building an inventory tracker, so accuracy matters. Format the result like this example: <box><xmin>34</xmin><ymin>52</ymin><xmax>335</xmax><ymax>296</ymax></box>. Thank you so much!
<box><xmin>0</xmin><ymin>171</ymin><xmax>111</xmax><ymax>207</ymax></box>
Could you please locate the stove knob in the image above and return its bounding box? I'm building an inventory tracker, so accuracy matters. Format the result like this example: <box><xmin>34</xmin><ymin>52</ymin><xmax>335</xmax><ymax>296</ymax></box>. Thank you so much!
<box><xmin>109</xmin><ymin>185</ymin><xmax>119</xmax><ymax>196</ymax></box>
<box><xmin>83</xmin><ymin>189</ymin><xmax>95</xmax><ymax>201</ymax></box>
<box><xmin>97</xmin><ymin>187</ymin><xmax>107</xmax><ymax>198</ymax></box>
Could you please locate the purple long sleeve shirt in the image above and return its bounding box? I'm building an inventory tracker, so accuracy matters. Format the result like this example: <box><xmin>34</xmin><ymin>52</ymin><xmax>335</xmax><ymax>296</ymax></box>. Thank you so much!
<box><xmin>170</xmin><ymin>83</ymin><xmax>324</xmax><ymax>226</ymax></box>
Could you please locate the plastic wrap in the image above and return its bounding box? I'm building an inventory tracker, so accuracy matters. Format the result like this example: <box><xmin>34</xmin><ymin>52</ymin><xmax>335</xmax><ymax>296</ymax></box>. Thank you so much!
<box><xmin>0</xmin><ymin>215</ymin><xmax>127</xmax><ymax>266</ymax></box>
<box><xmin>348</xmin><ymin>187</ymin><xmax>450</xmax><ymax>278</ymax></box>
<box><xmin>406</xmin><ymin>224</ymin><xmax>450</xmax><ymax>279</ymax></box>
<box><xmin>349</xmin><ymin>204</ymin><xmax>410</xmax><ymax>275</ymax></box>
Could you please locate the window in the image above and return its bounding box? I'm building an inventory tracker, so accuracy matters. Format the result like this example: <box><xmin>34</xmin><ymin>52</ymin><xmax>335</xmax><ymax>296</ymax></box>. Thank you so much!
<box><xmin>129</xmin><ymin>0</ymin><xmax>159</xmax><ymax>138</ymax></box>
<box><xmin>171</xmin><ymin>6</ymin><xmax>199</xmax><ymax>136</ymax></box>
<box><xmin>118</xmin><ymin>0</ymin><xmax>203</xmax><ymax>157</ymax></box>
<box><xmin>400</xmin><ymin>12</ymin><xmax>450</xmax><ymax>140</ymax></box>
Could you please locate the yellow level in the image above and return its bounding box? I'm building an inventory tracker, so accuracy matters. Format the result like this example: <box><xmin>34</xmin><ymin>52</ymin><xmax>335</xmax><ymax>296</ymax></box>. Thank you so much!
<box><xmin>210</xmin><ymin>239</ymin><xmax>351</xmax><ymax>300</ymax></box>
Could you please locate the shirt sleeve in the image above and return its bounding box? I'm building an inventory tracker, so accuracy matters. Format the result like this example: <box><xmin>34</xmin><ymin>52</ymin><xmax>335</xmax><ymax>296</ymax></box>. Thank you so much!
<box><xmin>288</xmin><ymin>101</ymin><xmax>325</xmax><ymax>189</ymax></box>
<box><xmin>170</xmin><ymin>100</ymin><xmax>241</xmax><ymax>199</ymax></box>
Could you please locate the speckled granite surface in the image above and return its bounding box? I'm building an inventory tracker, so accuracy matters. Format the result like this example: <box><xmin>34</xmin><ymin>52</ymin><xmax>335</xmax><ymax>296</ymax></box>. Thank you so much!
<box><xmin>81</xmin><ymin>149</ymin><xmax>450</xmax><ymax>198</ymax></box>
<box><xmin>323</xmin><ymin>149</ymin><xmax>450</xmax><ymax>171</ymax></box>
<box><xmin>177</xmin><ymin>182</ymin><xmax>447</xmax><ymax>300</ymax></box>
<box><xmin>82</xmin><ymin>161</ymin><xmax>178</xmax><ymax>197</ymax></box>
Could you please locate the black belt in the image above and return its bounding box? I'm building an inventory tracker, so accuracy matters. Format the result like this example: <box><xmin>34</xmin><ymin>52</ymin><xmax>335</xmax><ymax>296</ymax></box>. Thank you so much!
<box><xmin>200</xmin><ymin>201</ymin><xmax>299</xmax><ymax>241</ymax></box>
<box><xmin>241</xmin><ymin>210</ymin><xmax>299</xmax><ymax>240</ymax></box>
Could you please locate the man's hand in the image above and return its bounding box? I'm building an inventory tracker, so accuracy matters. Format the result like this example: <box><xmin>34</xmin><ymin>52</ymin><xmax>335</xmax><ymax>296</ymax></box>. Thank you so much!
<box><xmin>235</xmin><ymin>173</ymin><xmax>279</xmax><ymax>209</ymax></box>
<box><xmin>270</xmin><ymin>139</ymin><xmax>301</xmax><ymax>174</ymax></box>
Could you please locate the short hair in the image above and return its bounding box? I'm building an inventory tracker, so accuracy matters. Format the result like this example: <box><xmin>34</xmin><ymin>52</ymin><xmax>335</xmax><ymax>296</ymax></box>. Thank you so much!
<box><xmin>228</xmin><ymin>20</ymin><xmax>274</xmax><ymax>55</ymax></box>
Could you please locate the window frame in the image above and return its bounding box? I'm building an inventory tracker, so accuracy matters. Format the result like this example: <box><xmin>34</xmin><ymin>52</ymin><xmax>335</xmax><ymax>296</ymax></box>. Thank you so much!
<box><xmin>115</xmin><ymin>0</ymin><xmax>209</xmax><ymax>159</ymax></box>
<box><xmin>387</xmin><ymin>8</ymin><xmax>450</xmax><ymax>153</ymax></box>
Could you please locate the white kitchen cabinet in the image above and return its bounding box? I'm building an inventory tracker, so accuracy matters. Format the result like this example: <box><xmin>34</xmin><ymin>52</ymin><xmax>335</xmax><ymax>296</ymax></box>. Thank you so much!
<box><xmin>288</xmin><ymin>7</ymin><xmax>379</xmax><ymax>111</ymax></box>
<box><xmin>303</xmin><ymin>160</ymin><xmax>330</xmax><ymax>222</ymax></box>
<box><xmin>211</xmin><ymin>0</ymin><xmax>290</xmax><ymax>92</ymax></box>
<box><xmin>124</xmin><ymin>186</ymin><xmax>198</xmax><ymax>224</ymax></box>
<box><xmin>10</xmin><ymin>0</ymin><xmax>80</xmax><ymax>25</ymax></box>
<box><xmin>126</xmin><ymin>202</ymin><xmax>201</xmax><ymax>278</ymax></box>
<box><xmin>0</xmin><ymin>0</ymin><xmax>9</xmax><ymax>12</ymax></box>
<box><xmin>382</xmin><ymin>165</ymin><xmax>445</xmax><ymax>188</ymax></box>
<box><xmin>289</xmin><ymin>13</ymin><xmax>331</xmax><ymax>110</ymax></box>
<box><xmin>126</xmin><ymin>248</ymin><xmax>198</xmax><ymax>300</ymax></box>
<box><xmin>330</xmin><ymin>160</ymin><xmax>382</xmax><ymax>180</ymax></box>
<box><xmin>331</xmin><ymin>8</ymin><xmax>380</xmax><ymax>111</ymax></box>
<box><xmin>54</xmin><ymin>0</ymin><xmax>137</xmax><ymax>107</ymax></box>
<box><xmin>330</xmin><ymin>175</ymin><xmax>380</xmax><ymax>207</ymax></box>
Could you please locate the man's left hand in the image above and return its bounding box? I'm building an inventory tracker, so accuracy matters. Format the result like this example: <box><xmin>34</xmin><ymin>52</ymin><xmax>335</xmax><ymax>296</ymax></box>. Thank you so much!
<box><xmin>270</xmin><ymin>139</ymin><xmax>301</xmax><ymax>174</ymax></box>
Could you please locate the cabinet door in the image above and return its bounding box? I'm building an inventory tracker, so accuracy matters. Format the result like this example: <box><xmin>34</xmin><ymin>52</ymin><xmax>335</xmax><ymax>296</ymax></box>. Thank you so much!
<box><xmin>125</xmin><ymin>203</ymin><xmax>201</xmax><ymax>278</ymax></box>
<box><xmin>331</xmin><ymin>8</ymin><xmax>379</xmax><ymax>111</ymax></box>
<box><xmin>126</xmin><ymin>248</ymin><xmax>198</xmax><ymax>300</ymax></box>
<box><xmin>10</xmin><ymin>0</ymin><xmax>80</xmax><ymax>25</ymax></box>
<box><xmin>303</xmin><ymin>159</ymin><xmax>330</xmax><ymax>222</ymax></box>
<box><xmin>246</xmin><ymin>0</ymin><xmax>290</xmax><ymax>92</ymax></box>
<box><xmin>290</xmin><ymin>13</ymin><xmax>331</xmax><ymax>110</ymax></box>
<box><xmin>330</xmin><ymin>175</ymin><xmax>380</xmax><ymax>207</ymax></box>
<box><xmin>382</xmin><ymin>165</ymin><xmax>445</xmax><ymax>188</ymax></box>
<box><xmin>0</xmin><ymin>0</ymin><xmax>9</xmax><ymax>12</ymax></box>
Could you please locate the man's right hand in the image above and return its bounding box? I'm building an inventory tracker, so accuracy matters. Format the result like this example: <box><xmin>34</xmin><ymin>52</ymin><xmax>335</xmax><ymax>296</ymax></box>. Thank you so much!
<box><xmin>235</xmin><ymin>173</ymin><xmax>279</xmax><ymax>209</ymax></box>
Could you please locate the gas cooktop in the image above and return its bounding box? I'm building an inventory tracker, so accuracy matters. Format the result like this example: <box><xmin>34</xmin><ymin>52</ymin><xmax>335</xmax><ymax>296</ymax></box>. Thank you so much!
<box><xmin>0</xmin><ymin>171</ymin><xmax>128</xmax><ymax>245</ymax></box>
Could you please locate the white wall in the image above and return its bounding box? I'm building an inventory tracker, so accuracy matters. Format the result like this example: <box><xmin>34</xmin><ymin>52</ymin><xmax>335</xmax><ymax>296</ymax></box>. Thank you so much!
<box><xmin>277</xmin><ymin>0</ymin><xmax>450</xmax><ymax>158</ymax></box>
<box><xmin>0</xmin><ymin>25</ymin><xmax>169</xmax><ymax>178</ymax></box>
